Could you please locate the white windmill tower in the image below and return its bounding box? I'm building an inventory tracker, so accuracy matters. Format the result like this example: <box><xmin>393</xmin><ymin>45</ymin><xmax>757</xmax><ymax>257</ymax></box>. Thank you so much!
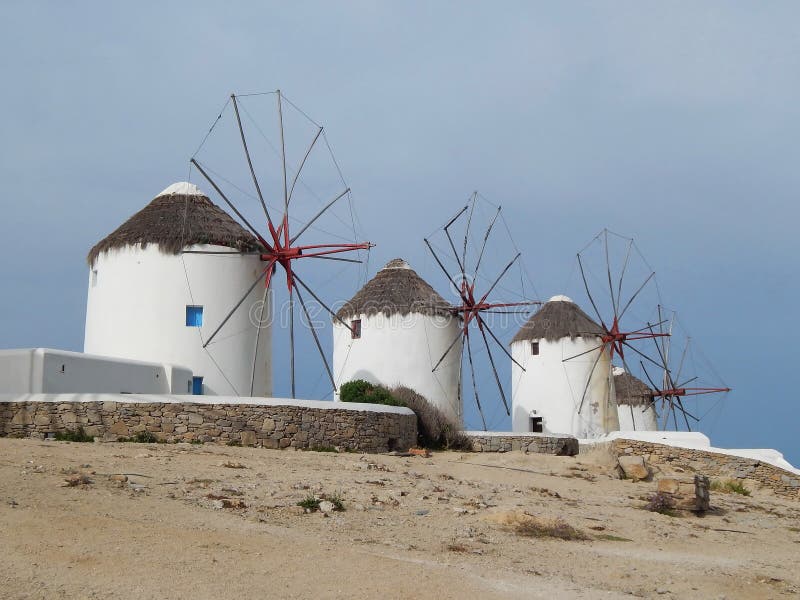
<box><xmin>84</xmin><ymin>182</ymin><xmax>272</xmax><ymax>397</ymax></box>
<box><xmin>332</xmin><ymin>258</ymin><xmax>463</xmax><ymax>424</ymax></box>
<box><xmin>510</xmin><ymin>295</ymin><xmax>618</xmax><ymax>438</ymax></box>
<box><xmin>613</xmin><ymin>367</ymin><xmax>658</xmax><ymax>431</ymax></box>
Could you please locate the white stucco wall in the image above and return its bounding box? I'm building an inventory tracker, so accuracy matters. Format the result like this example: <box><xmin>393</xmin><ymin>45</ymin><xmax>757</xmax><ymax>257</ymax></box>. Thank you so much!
<box><xmin>616</xmin><ymin>402</ymin><xmax>658</xmax><ymax>431</ymax></box>
<box><xmin>511</xmin><ymin>337</ymin><xmax>617</xmax><ymax>438</ymax></box>
<box><xmin>84</xmin><ymin>244</ymin><xmax>271</xmax><ymax>397</ymax></box>
<box><xmin>0</xmin><ymin>348</ymin><xmax>192</xmax><ymax>394</ymax></box>
<box><xmin>332</xmin><ymin>312</ymin><xmax>462</xmax><ymax>424</ymax></box>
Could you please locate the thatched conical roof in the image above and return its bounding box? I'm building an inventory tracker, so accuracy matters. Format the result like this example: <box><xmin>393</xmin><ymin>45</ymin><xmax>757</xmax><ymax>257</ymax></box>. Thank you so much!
<box><xmin>335</xmin><ymin>258</ymin><xmax>453</xmax><ymax>320</ymax></box>
<box><xmin>613</xmin><ymin>368</ymin><xmax>654</xmax><ymax>407</ymax></box>
<box><xmin>87</xmin><ymin>182</ymin><xmax>260</xmax><ymax>265</ymax></box>
<box><xmin>511</xmin><ymin>295</ymin><xmax>604</xmax><ymax>343</ymax></box>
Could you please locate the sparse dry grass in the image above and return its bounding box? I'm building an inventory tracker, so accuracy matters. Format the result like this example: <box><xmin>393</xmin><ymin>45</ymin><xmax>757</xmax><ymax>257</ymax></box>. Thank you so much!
<box><xmin>710</xmin><ymin>479</ymin><xmax>751</xmax><ymax>496</ymax></box>
<box><xmin>485</xmin><ymin>511</ymin><xmax>589</xmax><ymax>541</ymax></box>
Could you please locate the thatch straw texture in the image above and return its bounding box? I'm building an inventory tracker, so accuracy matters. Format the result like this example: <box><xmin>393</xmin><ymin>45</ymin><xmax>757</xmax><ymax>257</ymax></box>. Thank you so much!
<box><xmin>511</xmin><ymin>298</ymin><xmax>603</xmax><ymax>343</ymax></box>
<box><xmin>614</xmin><ymin>371</ymin><xmax>654</xmax><ymax>407</ymax></box>
<box><xmin>87</xmin><ymin>190</ymin><xmax>259</xmax><ymax>265</ymax></box>
<box><xmin>335</xmin><ymin>258</ymin><xmax>453</xmax><ymax>319</ymax></box>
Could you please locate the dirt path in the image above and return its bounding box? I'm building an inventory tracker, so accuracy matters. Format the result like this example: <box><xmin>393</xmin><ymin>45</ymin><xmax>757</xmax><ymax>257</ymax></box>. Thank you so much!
<box><xmin>1</xmin><ymin>439</ymin><xmax>798</xmax><ymax>599</ymax></box>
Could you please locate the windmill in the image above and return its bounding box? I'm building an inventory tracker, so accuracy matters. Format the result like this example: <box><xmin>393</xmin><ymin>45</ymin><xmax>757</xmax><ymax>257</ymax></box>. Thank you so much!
<box><xmin>424</xmin><ymin>192</ymin><xmax>539</xmax><ymax>430</ymax></box>
<box><xmin>187</xmin><ymin>90</ymin><xmax>372</xmax><ymax>398</ymax></box>
<box><xmin>566</xmin><ymin>229</ymin><xmax>670</xmax><ymax>418</ymax></box>
<box><xmin>639</xmin><ymin>306</ymin><xmax>732</xmax><ymax>431</ymax></box>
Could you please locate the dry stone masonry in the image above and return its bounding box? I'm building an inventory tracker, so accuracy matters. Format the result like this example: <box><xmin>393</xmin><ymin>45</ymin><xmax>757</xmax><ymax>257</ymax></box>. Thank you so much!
<box><xmin>0</xmin><ymin>400</ymin><xmax>417</xmax><ymax>453</ymax></box>
<box><xmin>613</xmin><ymin>439</ymin><xmax>800</xmax><ymax>501</ymax></box>
<box><xmin>466</xmin><ymin>433</ymin><xmax>578</xmax><ymax>456</ymax></box>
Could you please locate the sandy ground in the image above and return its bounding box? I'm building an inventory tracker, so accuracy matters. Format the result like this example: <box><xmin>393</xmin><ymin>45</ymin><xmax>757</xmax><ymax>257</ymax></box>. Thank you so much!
<box><xmin>1</xmin><ymin>438</ymin><xmax>799</xmax><ymax>599</ymax></box>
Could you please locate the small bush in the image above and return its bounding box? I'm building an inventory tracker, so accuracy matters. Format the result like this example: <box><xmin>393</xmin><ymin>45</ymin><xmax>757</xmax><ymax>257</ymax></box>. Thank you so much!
<box><xmin>326</xmin><ymin>492</ymin><xmax>345</xmax><ymax>511</ymax></box>
<box><xmin>710</xmin><ymin>479</ymin><xmax>751</xmax><ymax>496</ymax></box>
<box><xmin>514</xmin><ymin>517</ymin><xmax>590</xmax><ymax>541</ymax></box>
<box><xmin>339</xmin><ymin>379</ymin><xmax>404</xmax><ymax>406</ymax></box>
<box><xmin>390</xmin><ymin>385</ymin><xmax>471</xmax><ymax>450</ymax></box>
<box><xmin>306</xmin><ymin>445</ymin><xmax>338</xmax><ymax>453</ymax></box>
<box><xmin>54</xmin><ymin>427</ymin><xmax>94</xmax><ymax>443</ymax></box>
<box><xmin>226</xmin><ymin>440</ymin><xmax>241</xmax><ymax>447</ymax></box>
<box><xmin>119</xmin><ymin>431</ymin><xmax>160</xmax><ymax>444</ymax></box>
<box><xmin>645</xmin><ymin>492</ymin><xmax>678</xmax><ymax>516</ymax></box>
<box><xmin>297</xmin><ymin>495</ymin><xmax>321</xmax><ymax>511</ymax></box>
<box><xmin>297</xmin><ymin>492</ymin><xmax>345</xmax><ymax>512</ymax></box>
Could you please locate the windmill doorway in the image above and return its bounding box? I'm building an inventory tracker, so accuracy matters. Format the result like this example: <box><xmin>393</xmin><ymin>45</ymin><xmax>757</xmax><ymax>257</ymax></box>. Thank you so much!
<box><xmin>529</xmin><ymin>416</ymin><xmax>543</xmax><ymax>433</ymax></box>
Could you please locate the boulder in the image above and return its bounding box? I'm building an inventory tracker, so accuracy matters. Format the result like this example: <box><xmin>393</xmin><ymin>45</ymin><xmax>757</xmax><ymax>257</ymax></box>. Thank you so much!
<box><xmin>618</xmin><ymin>455</ymin><xmax>651</xmax><ymax>482</ymax></box>
<box><xmin>656</xmin><ymin>475</ymin><xmax>710</xmax><ymax>511</ymax></box>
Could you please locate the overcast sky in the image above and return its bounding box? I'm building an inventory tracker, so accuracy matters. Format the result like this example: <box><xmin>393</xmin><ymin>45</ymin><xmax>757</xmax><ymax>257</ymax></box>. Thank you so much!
<box><xmin>1</xmin><ymin>2</ymin><xmax>798</xmax><ymax>463</ymax></box>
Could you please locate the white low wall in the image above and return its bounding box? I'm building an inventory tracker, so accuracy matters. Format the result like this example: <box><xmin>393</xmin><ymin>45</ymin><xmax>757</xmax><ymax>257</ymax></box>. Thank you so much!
<box><xmin>0</xmin><ymin>349</ymin><xmax>192</xmax><ymax>395</ymax></box>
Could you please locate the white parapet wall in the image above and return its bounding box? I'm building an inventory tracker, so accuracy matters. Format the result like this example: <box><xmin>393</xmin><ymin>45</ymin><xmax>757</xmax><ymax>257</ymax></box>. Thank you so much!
<box><xmin>0</xmin><ymin>349</ymin><xmax>192</xmax><ymax>394</ymax></box>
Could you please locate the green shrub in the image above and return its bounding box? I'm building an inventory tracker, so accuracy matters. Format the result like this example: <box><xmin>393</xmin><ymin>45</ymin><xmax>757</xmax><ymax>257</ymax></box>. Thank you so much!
<box><xmin>297</xmin><ymin>493</ymin><xmax>345</xmax><ymax>512</ymax></box>
<box><xmin>390</xmin><ymin>385</ymin><xmax>471</xmax><ymax>450</ymax></box>
<box><xmin>710</xmin><ymin>479</ymin><xmax>751</xmax><ymax>496</ymax></box>
<box><xmin>326</xmin><ymin>492</ymin><xmax>345</xmax><ymax>511</ymax></box>
<box><xmin>54</xmin><ymin>427</ymin><xmax>94</xmax><ymax>443</ymax></box>
<box><xmin>339</xmin><ymin>379</ymin><xmax>403</xmax><ymax>406</ymax></box>
<box><xmin>340</xmin><ymin>381</ymin><xmax>470</xmax><ymax>450</ymax></box>
<box><xmin>297</xmin><ymin>495</ymin><xmax>321</xmax><ymax>511</ymax></box>
<box><xmin>119</xmin><ymin>431</ymin><xmax>160</xmax><ymax>444</ymax></box>
<box><xmin>306</xmin><ymin>445</ymin><xmax>338</xmax><ymax>453</ymax></box>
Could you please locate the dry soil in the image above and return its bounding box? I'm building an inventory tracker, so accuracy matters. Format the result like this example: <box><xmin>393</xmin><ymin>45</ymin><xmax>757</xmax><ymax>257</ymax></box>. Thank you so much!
<box><xmin>1</xmin><ymin>438</ymin><xmax>798</xmax><ymax>599</ymax></box>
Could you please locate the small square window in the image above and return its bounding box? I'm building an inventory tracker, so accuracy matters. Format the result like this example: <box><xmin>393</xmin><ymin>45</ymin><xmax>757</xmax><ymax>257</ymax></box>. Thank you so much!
<box><xmin>192</xmin><ymin>376</ymin><xmax>204</xmax><ymax>395</ymax></box>
<box><xmin>186</xmin><ymin>305</ymin><xmax>203</xmax><ymax>327</ymax></box>
<box><xmin>531</xmin><ymin>341</ymin><xmax>540</xmax><ymax>355</ymax></box>
<box><xmin>351</xmin><ymin>319</ymin><xmax>362</xmax><ymax>339</ymax></box>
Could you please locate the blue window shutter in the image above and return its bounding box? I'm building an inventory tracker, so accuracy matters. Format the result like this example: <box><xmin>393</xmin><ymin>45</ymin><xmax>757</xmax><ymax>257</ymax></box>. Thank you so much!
<box><xmin>186</xmin><ymin>305</ymin><xmax>203</xmax><ymax>327</ymax></box>
<box><xmin>192</xmin><ymin>376</ymin><xmax>204</xmax><ymax>395</ymax></box>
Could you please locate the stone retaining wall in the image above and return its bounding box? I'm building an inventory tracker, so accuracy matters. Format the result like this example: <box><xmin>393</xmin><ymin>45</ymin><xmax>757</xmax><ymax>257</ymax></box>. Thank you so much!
<box><xmin>612</xmin><ymin>439</ymin><xmax>800</xmax><ymax>501</ymax></box>
<box><xmin>0</xmin><ymin>400</ymin><xmax>417</xmax><ymax>453</ymax></box>
<box><xmin>466</xmin><ymin>433</ymin><xmax>579</xmax><ymax>456</ymax></box>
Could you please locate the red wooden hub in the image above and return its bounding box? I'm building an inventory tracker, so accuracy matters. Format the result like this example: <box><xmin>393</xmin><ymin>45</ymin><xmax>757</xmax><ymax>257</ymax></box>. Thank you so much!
<box><xmin>255</xmin><ymin>215</ymin><xmax>372</xmax><ymax>292</ymax></box>
<box><xmin>450</xmin><ymin>279</ymin><xmax>531</xmax><ymax>335</ymax></box>
<box><xmin>601</xmin><ymin>316</ymin><xmax>669</xmax><ymax>360</ymax></box>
